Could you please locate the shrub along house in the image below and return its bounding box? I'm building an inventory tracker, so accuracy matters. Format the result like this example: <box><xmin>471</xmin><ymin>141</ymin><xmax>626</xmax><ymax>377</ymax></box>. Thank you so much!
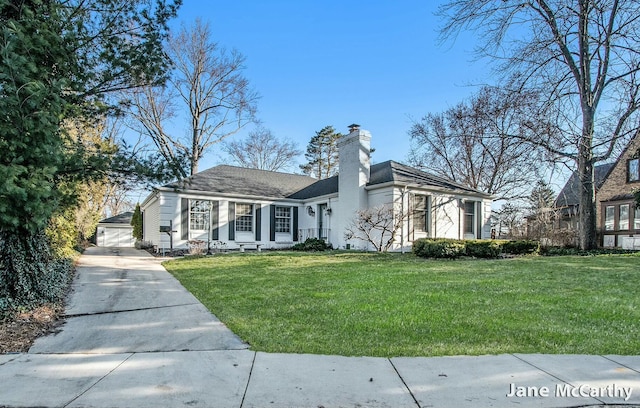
<box><xmin>141</xmin><ymin>125</ymin><xmax>493</xmax><ymax>252</ymax></box>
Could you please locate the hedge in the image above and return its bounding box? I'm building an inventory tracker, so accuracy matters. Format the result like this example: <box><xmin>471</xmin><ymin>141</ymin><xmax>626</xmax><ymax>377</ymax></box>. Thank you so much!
<box><xmin>412</xmin><ymin>238</ymin><xmax>540</xmax><ymax>259</ymax></box>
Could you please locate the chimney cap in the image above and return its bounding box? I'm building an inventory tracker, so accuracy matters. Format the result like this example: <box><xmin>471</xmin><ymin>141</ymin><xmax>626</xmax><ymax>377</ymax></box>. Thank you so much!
<box><xmin>348</xmin><ymin>123</ymin><xmax>360</xmax><ymax>132</ymax></box>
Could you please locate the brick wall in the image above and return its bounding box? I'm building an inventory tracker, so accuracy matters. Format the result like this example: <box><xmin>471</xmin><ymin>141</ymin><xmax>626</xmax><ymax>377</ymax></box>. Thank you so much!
<box><xmin>596</xmin><ymin>134</ymin><xmax>640</xmax><ymax>222</ymax></box>
<box><xmin>595</xmin><ymin>133</ymin><xmax>640</xmax><ymax>247</ymax></box>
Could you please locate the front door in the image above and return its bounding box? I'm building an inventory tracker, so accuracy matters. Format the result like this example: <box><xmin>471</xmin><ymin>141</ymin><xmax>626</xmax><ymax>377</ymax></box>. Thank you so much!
<box><xmin>318</xmin><ymin>204</ymin><xmax>327</xmax><ymax>240</ymax></box>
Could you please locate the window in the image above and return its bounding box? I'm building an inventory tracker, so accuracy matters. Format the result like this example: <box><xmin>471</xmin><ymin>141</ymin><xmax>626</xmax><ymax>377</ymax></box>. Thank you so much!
<box><xmin>604</xmin><ymin>206</ymin><xmax>615</xmax><ymax>231</ymax></box>
<box><xmin>189</xmin><ymin>200</ymin><xmax>210</xmax><ymax>231</ymax></box>
<box><xmin>464</xmin><ymin>201</ymin><xmax>476</xmax><ymax>235</ymax></box>
<box><xmin>635</xmin><ymin>206</ymin><xmax>640</xmax><ymax>230</ymax></box>
<box><xmin>235</xmin><ymin>203</ymin><xmax>253</xmax><ymax>232</ymax></box>
<box><xmin>275</xmin><ymin>206</ymin><xmax>291</xmax><ymax>233</ymax></box>
<box><xmin>413</xmin><ymin>195</ymin><xmax>429</xmax><ymax>233</ymax></box>
<box><xmin>619</xmin><ymin>204</ymin><xmax>630</xmax><ymax>230</ymax></box>
<box><xmin>629</xmin><ymin>158</ymin><xmax>640</xmax><ymax>182</ymax></box>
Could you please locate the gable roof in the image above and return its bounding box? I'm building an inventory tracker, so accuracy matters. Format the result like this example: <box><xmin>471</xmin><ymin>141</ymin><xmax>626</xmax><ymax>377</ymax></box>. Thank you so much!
<box><xmin>289</xmin><ymin>160</ymin><xmax>491</xmax><ymax>199</ymax></box>
<box><xmin>99</xmin><ymin>212</ymin><xmax>133</xmax><ymax>225</ymax></box>
<box><xmin>162</xmin><ymin>165</ymin><xmax>318</xmax><ymax>199</ymax></box>
<box><xmin>158</xmin><ymin>161</ymin><xmax>491</xmax><ymax>201</ymax></box>
<box><xmin>554</xmin><ymin>162</ymin><xmax>615</xmax><ymax>208</ymax></box>
<box><xmin>368</xmin><ymin>161</ymin><xmax>492</xmax><ymax>196</ymax></box>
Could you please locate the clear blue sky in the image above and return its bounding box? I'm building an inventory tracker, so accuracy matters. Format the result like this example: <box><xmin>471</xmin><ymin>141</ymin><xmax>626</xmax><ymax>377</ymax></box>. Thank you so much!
<box><xmin>169</xmin><ymin>0</ymin><xmax>492</xmax><ymax>170</ymax></box>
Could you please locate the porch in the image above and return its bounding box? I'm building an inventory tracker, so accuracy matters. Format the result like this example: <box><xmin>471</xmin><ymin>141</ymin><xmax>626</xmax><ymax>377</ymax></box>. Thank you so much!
<box><xmin>298</xmin><ymin>228</ymin><xmax>331</xmax><ymax>243</ymax></box>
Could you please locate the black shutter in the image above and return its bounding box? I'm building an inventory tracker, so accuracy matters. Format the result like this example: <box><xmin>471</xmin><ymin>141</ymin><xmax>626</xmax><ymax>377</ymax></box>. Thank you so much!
<box><xmin>211</xmin><ymin>201</ymin><xmax>219</xmax><ymax>240</ymax></box>
<box><xmin>181</xmin><ymin>198</ymin><xmax>189</xmax><ymax>240</ymax></box>
<box><xmin>228</xmin><ymin>202</ymin><xmax>235</xmax><ymax>241</ymax></box>
<box><xmin>293</xmin><ymin>207</ymin><xmax>299</xmax><ymax>242</ymax></box>
<box><xmin>255</xmin><ymin>205</ymin><xmax>262</xmax><ymax>241</ymax></box>
<box><xmin>476</xmin><ymin>201</ymin><xmax>482</xmax><ymax>239</ymax></box>
<box><xmin>270</xmin><ymin>205</ymin><xmax>276</xmax><ymax>241</ymax></box>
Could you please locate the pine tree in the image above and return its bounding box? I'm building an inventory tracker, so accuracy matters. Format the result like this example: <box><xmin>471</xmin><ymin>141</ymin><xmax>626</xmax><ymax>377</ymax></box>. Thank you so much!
<box><xmin>131</xmin><ymin>203</ymin><xmax>143</xmax><ymax>241</ymax></box>
<box><xmin>528</xmin><ymin>180</ymin><xmax>556</xmax><ymax>213</ymax></box>
<box><xmin>300</xmin><ymin>126</ymin><xmax>342</xmax><ymax>179</ymax></box>
<box><xmin>527</xmin><ymin>180</ymin><xmax>557</xmax><ymax>240</ymax></box>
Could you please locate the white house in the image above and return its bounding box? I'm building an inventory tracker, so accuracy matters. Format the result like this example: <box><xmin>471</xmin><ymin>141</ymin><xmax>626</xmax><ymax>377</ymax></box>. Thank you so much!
<box><xmin>141</xmin><ymin>125</ymin><xmax>493</xmax><ymax>252</ymax></box>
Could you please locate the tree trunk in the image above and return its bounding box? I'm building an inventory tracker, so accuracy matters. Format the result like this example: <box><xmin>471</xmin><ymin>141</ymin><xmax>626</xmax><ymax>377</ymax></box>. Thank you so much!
<box><xmin>577</xmin><ymin>119</ymin><xmax>598</xmax><ymax>250</ymax></box>
<box><xmin>191</xmin><ymin>126</ymin><xmax>199</xmax><ymax>175</ymax></box>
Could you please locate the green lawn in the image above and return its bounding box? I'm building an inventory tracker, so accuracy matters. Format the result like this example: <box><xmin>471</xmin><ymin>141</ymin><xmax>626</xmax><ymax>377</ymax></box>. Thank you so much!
<box><xmin>164</xmin><ymin>251</ymin><xmax>640</xmax><ymax>357</ymax></box>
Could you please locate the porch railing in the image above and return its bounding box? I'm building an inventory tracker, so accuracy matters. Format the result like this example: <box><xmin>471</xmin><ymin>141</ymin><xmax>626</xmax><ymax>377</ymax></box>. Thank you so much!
<box><xmin>298</xmin><ymin>228</ymin><xmax>331</xmax><ymax>242</ymax></box>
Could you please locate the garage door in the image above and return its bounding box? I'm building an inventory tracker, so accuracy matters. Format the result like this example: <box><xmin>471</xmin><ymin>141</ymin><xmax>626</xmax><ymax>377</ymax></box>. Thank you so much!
<box><xmin>98</xmin><ymin>227</ymin><xmax>135</xmax><ymax>247</ymax></box>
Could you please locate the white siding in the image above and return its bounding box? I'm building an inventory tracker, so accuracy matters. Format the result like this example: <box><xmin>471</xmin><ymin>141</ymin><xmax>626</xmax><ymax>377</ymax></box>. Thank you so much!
<box><xmin>159</xmin><ymin>192</ymin><xmax>179</xmax><ymax>249</ymax></box>
<box><xmin>432</xmin><ymin>195</ymin><xmax>460</xmax><ymax>239</ymax></box>
<box><xmin>142</xmin><ymin>196</ymin><xmax>160</xmax><ymax>245</ymax></box>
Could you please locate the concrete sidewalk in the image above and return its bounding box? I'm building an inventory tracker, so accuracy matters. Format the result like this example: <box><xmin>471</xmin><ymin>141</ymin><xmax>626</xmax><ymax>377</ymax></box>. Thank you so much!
<box><xmin>1</xmin><ymin>247</ymin><xmax>639</xmax><ymax>407</ymax></box>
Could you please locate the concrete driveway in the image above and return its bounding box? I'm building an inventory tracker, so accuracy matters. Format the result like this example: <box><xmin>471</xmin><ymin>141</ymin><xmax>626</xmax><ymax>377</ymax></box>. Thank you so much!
<box><xmin>1</xmin><ymin>247</ymin><xmax>640</xmax><ymax>407</ymax></box>
<box><xmin>29</xmin><ymin>247</ymin><xmax>246</xmax><ymax>354</ymax></box>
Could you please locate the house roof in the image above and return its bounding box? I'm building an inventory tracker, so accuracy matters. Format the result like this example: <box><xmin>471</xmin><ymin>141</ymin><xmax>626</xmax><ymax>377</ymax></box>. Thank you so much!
<box><xmin>554</xmin><ymin>162</ymin><xmax>615</xmax><ymax>208</ymax></box>
<box><xmin>288</xmin><ymin>160</ymin><xmax>491</xmax><ymax>200</ymax></box>
<box><xmin>162</xmin><ymin>165</ymin><xmax>318</xmax><ymax>199</ymax></box>
<box><xmin>158</xmin><ymin>161</ymin><xmax>491</xmax><ymax>201</ymax></box>
<box><xmin>368</xmin><ymin>161</ymin><xmax>492</xmax><ymax>196</ymax></box>
<box><xmin>99</xmin><ymin>212</ymin><xmax>133</xmax><ymax>225</ymax></box>
<box><xmin>287</xmin><ymin>175</ymin><xmax>339</xmax><ymax>199</ymax></box>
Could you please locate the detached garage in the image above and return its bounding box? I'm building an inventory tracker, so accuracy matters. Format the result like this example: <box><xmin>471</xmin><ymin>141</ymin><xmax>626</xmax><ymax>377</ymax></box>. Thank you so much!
<box><xmin>96</xmin><ymin>212</ymin><xmax>135</xmax><ymax>247</ymax></box>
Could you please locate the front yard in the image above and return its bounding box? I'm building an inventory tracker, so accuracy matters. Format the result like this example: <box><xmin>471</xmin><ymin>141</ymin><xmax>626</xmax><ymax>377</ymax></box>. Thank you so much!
<box><xmin>164</xmin><ymin>252</ymin><xmax>640</xmax><ymax>357</ymax></box>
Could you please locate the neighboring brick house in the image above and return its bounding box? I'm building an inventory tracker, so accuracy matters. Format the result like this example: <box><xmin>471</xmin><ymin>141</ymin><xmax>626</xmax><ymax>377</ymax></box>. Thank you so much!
<box><xmin>597</xmin><ymin>134</ymin><xmax>640</xmax><ymax>248</ymax></box>
<box><xmin>554</xmin><ymin>132</ymin><xmax>640</xmax><ymax>248</ymax></box>
<box><xmin>554</xmin><ymin>163</ymin><xmax>614</xmax><ymax>231</ymax></box>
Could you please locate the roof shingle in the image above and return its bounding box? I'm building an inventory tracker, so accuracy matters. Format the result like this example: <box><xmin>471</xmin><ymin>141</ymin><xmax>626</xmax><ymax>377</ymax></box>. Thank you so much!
<box><xmin>163</xmin><ymin>165</ymin><xmax>318</xmax><ymax>198</ymax></box>
<box><xmin>161</xmin><ymin>161</ymin><xmax>491</xmax><ymax>200</ymax></box>
<box><xmin>99</xmin><ymin>212</ymin><xmax>133</xmax><ymax>224</ymax></box>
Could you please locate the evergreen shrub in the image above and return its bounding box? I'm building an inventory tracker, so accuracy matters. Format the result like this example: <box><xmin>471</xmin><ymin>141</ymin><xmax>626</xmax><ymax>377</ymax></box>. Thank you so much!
<box><xmin>501</xmin><ymin>240</ymin><xmax>540</xmax><ymax>255</ymax></box>
<box><xmin>465</xmin><ymin>240</ymin><xmax>503</xmax><ymax>258</ymax></box>
<box><xmin>413</xmin><ymin>238</ymin><xmax>541</xmax><ymax>259</ymax></box>
<box><xmin>0</xmin><ymin>231</ymin><xmax>74</xmax><ymax>317</ymax></box>
<box><xmin>412</xmin><ymin>238</ymin><xmax>466</xmax><ymax>259</ymax></box>
<box><xmin>292</xmin><ymin>238</ymin><xmax>332</xmax><ymax>252</ymax></box>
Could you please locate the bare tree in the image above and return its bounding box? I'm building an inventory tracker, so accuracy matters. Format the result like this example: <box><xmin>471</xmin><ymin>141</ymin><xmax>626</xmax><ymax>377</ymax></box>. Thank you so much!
<box><xmin>345</xmin><ymin>205</ymin><xmax>407</xmax><ymax>252</ymax></box>
<box><xmin>127</xmin><ymin>19</ymin><xmax>259</xmax><ymax>178</ymax></box>
<box><xmin>493</xmin><ymin>203</ymin><xmax>527</xmax><ymax>239</ymax></box>
<box><xmin>223</xmin><ymin>127</ymin><xmax>301</xmax><ymax>172</ymax></box>
<box><xmin>439</xmin><ymin>0</ymin><xmax>640</xmax><ymax>249</ymax></box>
<box><xmin>409</xmin><ymin>86</ymin><xmax>547</xmax><ymax>201</ymax></box>
<box><xmin>127</xmin><ymin>86</ymin><xmax>189</xmax><ymax>178</ymax></box>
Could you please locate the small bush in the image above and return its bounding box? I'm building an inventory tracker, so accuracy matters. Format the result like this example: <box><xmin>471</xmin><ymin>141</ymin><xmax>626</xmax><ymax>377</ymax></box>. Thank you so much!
<box><xmin>412</xmin><ymin>239</ymin><xmax>466</xmax><ymax>259</ymax></box>
<box><xmin>465</xmin><ymin>240</ymin><xmax>502</xmax><ymax>258</ymax></box>
<box><xmin>292</xmin><ymin>238</ymin><xmax>332</xmax><ymax>252</ymax></box>
<box><xmin>188</xmin><ymin>239</ymin><xmax>206</xmax><ymax>255</ymax></box>
<box><xmin>502</xmin><ymin>240</ymin><xmax>540</xmax><ymax>255</ymax></box>
<box><xmin>135</xmin><ymin>240</ymin><xmax>155</xmax><ymax>250</ymax></box>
